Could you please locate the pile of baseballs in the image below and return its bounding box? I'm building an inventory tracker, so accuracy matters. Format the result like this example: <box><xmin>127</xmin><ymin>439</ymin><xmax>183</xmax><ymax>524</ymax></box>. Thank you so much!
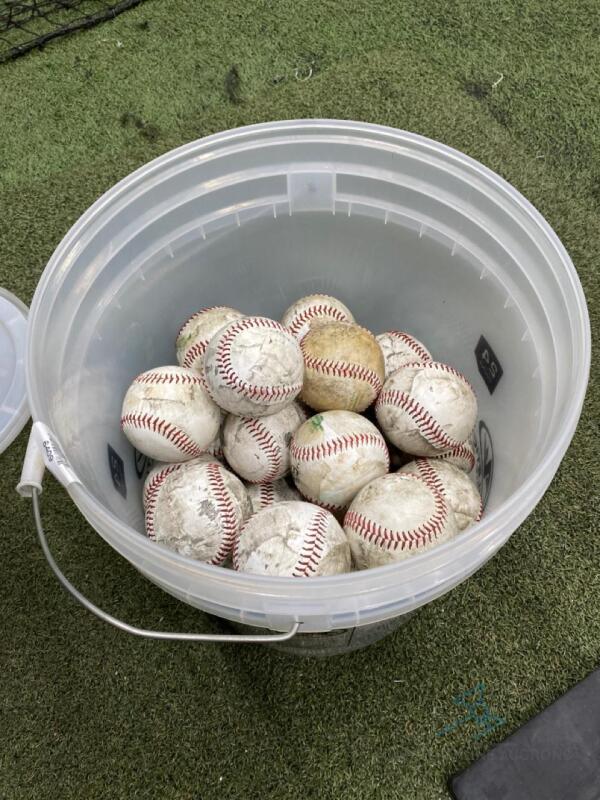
<box><xmin>121</xmin><ymin>295</ymin><xmax>482</xmax><ymax>578</ymax></box>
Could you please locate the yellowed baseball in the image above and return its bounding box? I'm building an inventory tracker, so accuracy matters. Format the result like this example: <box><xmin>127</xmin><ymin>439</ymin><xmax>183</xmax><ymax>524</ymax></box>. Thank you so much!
<box><xmin>300</xmin><ymin>321</ymin><xmax>385</xmax><ymax>412</ymax></box>
<box><xmin>281</xmin><ymin>294</ymin><xmax>354</xmax><ymax>340</ymax></box>
<box><xmin>290</xmin><ymin>410</ymin><xmax>389</xmax><ymax>512</ymax></box>
<box><xmin>398</xmin><ymin>458</ymin><xmax>482</xmax><ymax>531</ymax></box>
<box><xmin>344</xmin><ymin>472</ymin><xmax>458</xmax><ymax>568</ymax></box>
<box><xmin>233</xmin><ymin>501</ymin><xmax>351</xmax><ymax>577</ymax></box>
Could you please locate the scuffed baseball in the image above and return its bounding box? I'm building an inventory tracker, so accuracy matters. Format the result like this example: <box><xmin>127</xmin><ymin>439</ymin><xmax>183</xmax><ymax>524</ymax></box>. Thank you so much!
<box><xmin>121</xmin><ymin>366</ymin><xmax>221</xmax><ymax>462</ymax></box>
<box><xmin>176</xmin><ymin>306</ymin><xmax>244</xmax><ymax>373</ymax></box>
<box><xmin>281</xmin><ymin>294</ymin><xmax>355</xmax><ymax>341</ymax></box>
<box><xmin>203</xmin><ymin>316</ymin><xmax>304</xmax><ymax>417</ymax></box>
<box><xmin>376</xmin><ymin>330</ymin><xmax>433</xmax><ymax>378</ymax></box>
<box><xmin>223</xmin><ymin>402</ymin><xmax>307</xmax><ymax>483</ymax></box>
<box><xmin>247</xmin><ymin>480</ymin><xmax>303</xmax><ymax>514</ymax></box>
<box><xmin>399</xmin><ymin>458</ymin><xmax>482</xmax><ymax>531</ymax></box>
<box><xmin>143</xmin><ymin>458</ymin><xmax>251</xmax><ymax>564</ymax></box>
<box><xmin>375</xmin><ymin>361</ymin><xmax>477</xmax><ymax>457</ymax></box>
<box><xmin>300</xmin><ymin>321</ymin><xmax>385</xmax><ymax>413</ymax></box>
<box><xmin>290</xmin><ymin>410</ymin><xmax>389</xmax><ymax>512</ymax></box>
<box><xmin>233</xmin><ymin>501</ymin><xmax>351</xmax><ymax>577</ymax></box>
<box><xmin>344</xmin><ymin>472</ymin><xmax>459</xmax><ymax>568</ymax></box>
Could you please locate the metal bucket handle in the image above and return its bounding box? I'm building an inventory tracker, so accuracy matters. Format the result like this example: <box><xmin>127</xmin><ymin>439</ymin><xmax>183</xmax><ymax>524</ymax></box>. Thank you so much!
<box><xmin>19</xmin><ymin>425</ymin><xmax>300</xmax><ymax>645</ymax></box>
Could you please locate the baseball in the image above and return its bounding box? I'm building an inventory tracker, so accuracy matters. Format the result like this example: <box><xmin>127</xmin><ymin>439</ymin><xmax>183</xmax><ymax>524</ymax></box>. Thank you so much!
<box><xmin>290</xmin><ymin>410</ymin><xmax>389</xmax><ymax>512</ymax></box>
<box><xmin>375</xmin><ymin>361</ymin><xmax>477</xmax><ymax>457</ymax></box>
<box><xmin>399</xmin><ymin>458</ymin><xmax>482</xmax><ymax>531</ymax></box>
<box><xmin>223</xmin><ymin>401</ymin><xmax>307</xmax><ymax>483</ymax></box>
<box><xmin>176</xmin><ymin>306</ymin><xmax>244</xmax><ymax>373</ymax></box>
<box><xmin>435</xmin><ymin>438</ymin><xmax>477</xmax><ymax>473</ymax></box>
<box><xmin>247</xmin><ymin>479</ymin><xmax>303</xmax><ymax>514</ymax></box>
<box><xmin>344</xmin><ymin>472</ymin><xmax>459</xmax><ymax>568</ymax></box>
<box><xmin>121</xmin><ymin>366</ymin><xmax>221</xmax><ymax>462</ymax></box>
<box><xmin>143</xmin><ymin>458</ymin><xmax>251</xmax><ymax>564</ymax></box>
<box><xmin>281</xmin><ymin>293</ymin><xmax>354</xmax><ymax>341</ymax></box>
<box><xmin>300</xmin><ymin>321</ymin><xmax>385</xmax><ymax>413</ymax></box>
<box><xmin>376</xmin><ymin>330</ymin><xmax>432</xmax><ymax>378</ymax></box>
<box><xmin>203</xmin><ymin>316</ymin><xmax>304</xmax><ymax>417</ymax></box>
<box><xmin>233</xmin><ymin>501</ymin><xmax>351</xmax><ymax>577</ymax></box>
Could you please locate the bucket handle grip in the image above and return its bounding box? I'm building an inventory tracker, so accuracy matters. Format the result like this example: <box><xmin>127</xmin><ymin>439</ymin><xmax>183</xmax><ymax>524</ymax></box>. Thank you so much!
<box><xmin>29</xmin><ymin>488</ymin><xmax>300</xmax><ymax>644</ymax></box>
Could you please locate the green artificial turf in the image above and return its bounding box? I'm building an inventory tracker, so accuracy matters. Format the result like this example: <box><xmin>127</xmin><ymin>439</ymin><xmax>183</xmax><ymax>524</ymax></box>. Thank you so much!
<box><xmin>1</xmin><ymin>1</ymin><xmax>599</xmax><ymax>797</ymax></box>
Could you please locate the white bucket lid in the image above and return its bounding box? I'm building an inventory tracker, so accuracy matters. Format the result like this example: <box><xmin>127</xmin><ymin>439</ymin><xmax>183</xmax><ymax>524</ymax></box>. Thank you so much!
<box><xmin>0</xmin><ymin>288</ymin><xmax>29</xmax><ymax>454</ymax></box>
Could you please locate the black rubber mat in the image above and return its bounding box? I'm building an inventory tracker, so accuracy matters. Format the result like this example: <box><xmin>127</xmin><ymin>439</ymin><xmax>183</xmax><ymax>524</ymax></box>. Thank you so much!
<box><xmin>450</xmin><ymin>669</ymin><xmax>600</xmax><ymax>800</ymax></box>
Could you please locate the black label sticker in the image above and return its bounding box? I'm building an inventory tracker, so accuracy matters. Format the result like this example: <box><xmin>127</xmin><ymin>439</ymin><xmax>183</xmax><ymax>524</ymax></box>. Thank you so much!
<box><xmin>108</xmin><ymin>444</ymin><xmax>126</xmax><ymax>499</ymax></box>
<box><xmin>475</xmin><ymin>335</ymin><xmax>503</xmax><ymax>394</ymax></box>
<box><xmin>475</xmin><ymin>420</ymin><xmax>494</xmax><ymax>509</ymax></box>
<box><xmin>134</xmin><ymin>449</ymin><xmax>153</xmax><ymax>480</ymax></box>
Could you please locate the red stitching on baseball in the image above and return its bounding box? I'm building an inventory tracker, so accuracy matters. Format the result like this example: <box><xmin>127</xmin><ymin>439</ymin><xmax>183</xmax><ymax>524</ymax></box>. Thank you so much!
<box><xmin>425</xmin><ymin>361</ymin><xmax>475</xmax><ymax>393</ymax></box>
<box><xmin>314</xmin><ymin>497</ymin><xmax>345</xmax><ymax>512</ymax></box>
<box><xmin>290</xmin><ymin>432</ymin><xmax>389</xmax><ymax>470</ymax></box>
<box><xmin>206</xmin><ymin>462</ymin><xmax>239</xmax><ymax>565</ymax></box>
<box><xmin>295</xmin><ymin>486</ymin><xmax>345</xmax><ymax>512</ymax></box>
<box><xmin>300</xmin><ymin>340</ymin><xmax>383</xmax><ymax>398</ymax></box>
<box><xmin>414</xmin><ymin>458</ymin><xmax>448</xmax><ymax>499</ymax></box>
<box><xmin>121</xmin><ymin>412</ymin><xmax>204</xmax><ymax>458</ymax></box>
<box><xmin>176</xmin><ymin>306</ymin><xmax>224</xmax><ymax>339</ymax></box>
<box><xmin>292</xmin><ymin>507</ymin><xmax>330</xmax><ymax>577</ymax></box>
<box><xmin>476</xmin><ymin>498</ymin><xmax>484</xmax><ymax>522</ymax></box>
<box><xmin>258</xmin><ymin>482</ymin><xmax>275</xmax><ymax>509</ymax></box>
<box><xmin>344</xmin><ymin>474</ymin><xmax>448</xmax><ymax>551</ymax></box>
<box><xmin>178</xmin><ymin>307</ymin><xmax>240</xmax><ymax>366</ymax></box>
<box><xmin>436</xmin><ymin>441</ymin><xmax>476</xmax><ymax>472</ymax></box>
<box><xmin>385</xmin><ymin>331</ymin><xmax>432</xmax><ymax>364</ymax></box>
<box><xmin>214</xmin><ymin>317</ymin><xmax>302</xmax><ymax>403</ymax></box>
<box><xmin>143</xmin><ymin>463</ymin><xmax>183</xmax><ymax>540</ymax></box>
<box><xmin>205</xmin><ymin>439</ymin><xmax>224</xmax><ymax>461</ymax></box>
<box><xmin>398</xmin><ymin>361</ymin><xmax>475</xmax><ymax>394</ymax></box>
<box><xmin>376</xmin><ymin>389</ymin><xmax>468</xmax><ymax>453</ymax></box>
<box><xmin>287</xmin><ymin>302</ymin><xmax>350</xmax><ymax>338</ymax></box>
<box><xmin>232</xmin><ymin>518</ymin><xmax>246</xmax><ymax>570</ymax></box>
<box><xmin>416</xmin><ymin>458</ymin><xmax>483</xmax><ymax>524</ymax></box>
<box><xmin>182</xmin><ymin>341</ymin><xmax>207</xmax><ymax>369</ymax></box>
<box><xmin>134</xmin><ymin>371</ymin><xmax>204</xmax><ymax>387</ymax></box>
<box><xmin>241</xmin><ymin>417</ymin><xmax>283</xmax><ymax>483</ymax></box>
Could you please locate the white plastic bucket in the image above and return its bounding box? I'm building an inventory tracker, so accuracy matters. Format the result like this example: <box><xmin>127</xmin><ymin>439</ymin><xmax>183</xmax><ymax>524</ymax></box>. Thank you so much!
<box><xmin>23</xmin><ymin>120</ymin><xmax>590</xmax><ymax>653</ymax></box>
